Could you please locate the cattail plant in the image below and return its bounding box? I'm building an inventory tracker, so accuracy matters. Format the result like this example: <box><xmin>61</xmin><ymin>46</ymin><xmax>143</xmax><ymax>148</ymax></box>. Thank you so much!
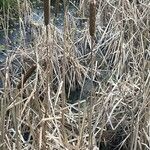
<box><xmin>43</xmin><ymin>0</ymin><xmax>51</xmax><ymax>149</ymax></box>
<box><xmin>43</xmin><ymin>0</ymin><xmax>52</xmax><ymax>86</ymax></box>
<box><xmin>89</xmin><ymin>0</ymin><xmax>96</xmax><ymax>37</ymax></box>
<box><xmin>43</xmin><ymin>0</ymin><xmax>50</xmax><ymax>26</ymax></box>
<box><xmin>88</xmin><ymin>0</ymin><xmax>96</xmax><ymax>149</ymax></box>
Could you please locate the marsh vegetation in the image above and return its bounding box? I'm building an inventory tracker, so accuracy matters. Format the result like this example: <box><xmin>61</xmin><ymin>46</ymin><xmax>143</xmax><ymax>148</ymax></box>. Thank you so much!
<box><xmin>0</xmin><ymin>0</ymin><xmax>150</xmax><ymax>149</ymax></box>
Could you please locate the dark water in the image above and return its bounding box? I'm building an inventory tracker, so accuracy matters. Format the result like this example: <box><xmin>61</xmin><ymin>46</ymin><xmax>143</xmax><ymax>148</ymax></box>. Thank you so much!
<box><xmin>0</xmin><ymin>0</ymin><xmax>86</xmax><ymax>88</ymax></box>
<box><xmin>0</xmin><ymin>0</ymin><xmax>84</xmax><ymax>53</ymax></box>
<box><xmin>0</xmin><ymin>0</ymin><xmax>80</xmax><ymax>49</ymax></box>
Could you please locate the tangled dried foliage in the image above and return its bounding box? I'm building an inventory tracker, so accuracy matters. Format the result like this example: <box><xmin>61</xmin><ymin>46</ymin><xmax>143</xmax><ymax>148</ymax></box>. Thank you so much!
<box><xmin>0</xmin><ymin>0</ymin><xmax>150</xmax><ymax>149</ymax></box>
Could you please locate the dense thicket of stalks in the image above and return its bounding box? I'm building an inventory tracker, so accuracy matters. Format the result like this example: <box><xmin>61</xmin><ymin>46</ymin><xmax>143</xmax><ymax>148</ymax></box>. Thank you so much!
<box><xmin>0</xmin><ymin>0</ymin><xmax>149</xmax><ymax>149</ymax></box>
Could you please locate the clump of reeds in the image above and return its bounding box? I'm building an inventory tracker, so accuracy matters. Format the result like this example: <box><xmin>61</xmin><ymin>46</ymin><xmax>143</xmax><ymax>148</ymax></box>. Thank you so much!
<box><xmin>0</xmin><ymin>0</ymin><xmax>150</xmax><ymax>150</ymax></box>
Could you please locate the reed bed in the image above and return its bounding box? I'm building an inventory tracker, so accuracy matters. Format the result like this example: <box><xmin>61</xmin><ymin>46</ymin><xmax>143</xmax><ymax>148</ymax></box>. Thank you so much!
<box><xmin>0</xmin><ymin>0</ymin><xmax>150</xmax><ymax>149</ymax></box>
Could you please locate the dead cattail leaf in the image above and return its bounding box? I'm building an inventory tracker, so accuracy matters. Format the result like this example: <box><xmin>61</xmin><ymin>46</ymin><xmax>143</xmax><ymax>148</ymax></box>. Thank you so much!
<box><xmin>17</xmin><ymin>64</ymin><xmax>37</xmax><ymax>89</ymax></box>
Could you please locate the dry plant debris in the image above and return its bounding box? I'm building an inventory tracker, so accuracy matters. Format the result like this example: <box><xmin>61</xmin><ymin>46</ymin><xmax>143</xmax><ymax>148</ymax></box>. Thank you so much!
<box><xmin>0</xmin><ymin>0</ymin><xmax>150</xmax><ymax>149</ymax></box>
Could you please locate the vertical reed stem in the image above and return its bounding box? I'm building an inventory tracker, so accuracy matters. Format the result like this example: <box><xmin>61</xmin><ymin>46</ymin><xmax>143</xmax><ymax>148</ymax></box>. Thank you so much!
<box><xmin>61</xmin><ymin>0</ymin><xmax>67</xmax><ymax>145</ymax></box>
<box><xmin>43</xmin><ymin>0</ymin><xmax>50</xmax><ymax>149</ymax></box>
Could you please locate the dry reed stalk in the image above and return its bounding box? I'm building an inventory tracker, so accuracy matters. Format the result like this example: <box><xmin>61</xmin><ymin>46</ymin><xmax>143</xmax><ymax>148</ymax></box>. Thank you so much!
<box><xmin>0</xmin><ymin>59</ymin><xmax>10</xmax><ymax>150</ymax></box>
<box><xmin>12</xmin><ymin>1</ymin><xmax>23</xmax><ymax>149</ymax></box>
<box><xmin>60</xmin><ymin>4</ymin><xmax>68</xmax><ymax>146</ymax></box>
<box><xmin>78</xmin><ymin>0</ymin><xmax>87</xmax><ymax>17</ymax></box>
